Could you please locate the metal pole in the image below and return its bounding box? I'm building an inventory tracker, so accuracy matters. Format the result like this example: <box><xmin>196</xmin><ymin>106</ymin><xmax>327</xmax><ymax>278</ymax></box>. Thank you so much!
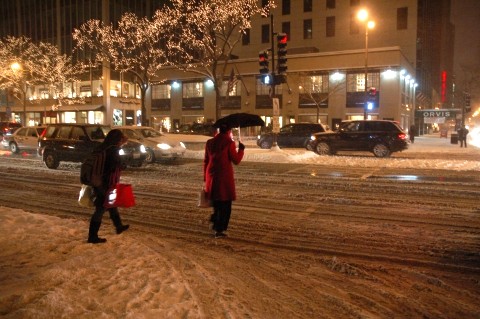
<box><xmin>23</xmin><ymin>83</ymin><xmax>27</xmax><ymax>125</ymax></box>
<box><xmin>364</xmin><ymin>25</ymin><xmax>368</xmax><ymax>120</ymax></box>
<box><xmin>270</xmin><ymin>14</ymin><xmax>278</xmax><ymax>147</ymax></box>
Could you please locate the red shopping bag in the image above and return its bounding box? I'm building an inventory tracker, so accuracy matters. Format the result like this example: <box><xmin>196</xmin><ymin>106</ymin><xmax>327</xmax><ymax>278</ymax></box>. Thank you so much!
<box><xmin>105</xmin><ymin>183</ymin><xmax>136</xmax><ymax>208</ymax></box>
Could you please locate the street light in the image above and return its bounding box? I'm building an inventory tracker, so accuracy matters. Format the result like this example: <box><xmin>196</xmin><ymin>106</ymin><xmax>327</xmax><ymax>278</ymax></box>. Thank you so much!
<box><xmin>10</xmin><ymin>62</ymin><xmax>21</xmax><ymax>72</ymax></box>
<box><xmin>357</xmin><ymin>9</ymin><xmax>375</xmax><ymax>120</ymax></box>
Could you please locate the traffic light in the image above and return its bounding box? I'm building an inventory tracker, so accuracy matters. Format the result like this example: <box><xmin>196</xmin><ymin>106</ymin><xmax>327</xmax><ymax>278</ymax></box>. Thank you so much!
<box><xmin>465</xmin><ymin>93</ymin><xmax>471</xmax><ymax>113</ymax></box>
<box><xmin>277</xmin><ymin>33</ymin><xmax>288</xmax><ymax>78</ymax></box>
<box><xmin>259</xmin><ymin>50</ymin><xmax>269</xmax><ymax>75</ymax></box>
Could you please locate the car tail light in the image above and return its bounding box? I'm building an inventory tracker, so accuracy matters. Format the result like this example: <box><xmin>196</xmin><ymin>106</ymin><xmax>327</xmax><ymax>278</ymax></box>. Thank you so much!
<box><xmin>398</xmin><ymin>133</ymin><xmax>407</xmax><ymax>140</ymax></box>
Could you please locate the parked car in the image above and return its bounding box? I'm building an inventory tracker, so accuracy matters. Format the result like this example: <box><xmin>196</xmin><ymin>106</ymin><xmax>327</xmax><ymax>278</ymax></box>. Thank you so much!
<box><xmin>38</xmin><ymin>124</ymin><xmax>146</xmax><ymax>169</ymax></box>
<box><xmin>257</xmin><ymin>123</ymin><xmax>328</xmax><ymax>149</ymax></box>
<box><xmin>190</xmin><ymin>123</ymin><xmax>215</xmax><ymax>136</ymax></box>
<box><xmin>117</xmin><ymin>126</ymin><xmax>186</xmax><ymax>163</ymax></box>
<box><xmin>1</xmin><ymin>126</ymin><xmax>45</xmax><ymax>153</ymax></box>
<box><xmin>0</xmin><ymin>122</ymin><xmax>22</xmax><ymax>137</ymax></box>
<box><xmin>173</xmin><ymin>124</ymin><xmax>194</xmax><ymax>134</ymax></box>
<box><xmin>308</xmin><ymin>120</ymin><xmax>408</xmax><ymax>158</ymax></box>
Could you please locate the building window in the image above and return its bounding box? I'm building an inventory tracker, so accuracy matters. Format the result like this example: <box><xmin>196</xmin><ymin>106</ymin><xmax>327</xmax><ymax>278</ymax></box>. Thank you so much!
<box><xmin>304</xmin><ymin>0</ymin><xmax>312</xmax><ymax>12</ymax></box>
<box><xmin>282</xmin><ymin>0</ymin><xmax>290</xmax><ymax>15</ymax></box>
<box><xmin>39</xmin><ymin>88</ymin><xmax>50</xmax><ymax>99</ymax></box>
<box><xmin>182</xmin><ymin>82</ymin><xmax>203</xmax><ymax>98</ymax></box>
<box><xmin>152</xmin><ymin>84</ymin><xmax>171</xmax><ymax>99</ymax></box>
<box><xmin>350</xmin><ymin>14</ymin><xmax>359</xmax><ymax>34</ymax></box>
<box><xmin>257</xmin><ymin>78</ymin><xmax>271</xmax><ymax>96</ymax></box>
<box><xmin>326</xmin><ymin>16</ymin><xmax>335</xmax><ymax>37</ymax></box>
<box><xmin>300</xmin><ymin>74</ymin><xmax>329</xmax><ymax>93</ymax></box>
<box><xmin>261</xmin><ymin>24</ymin><xmax>270</xmax><ymax>43</ymax></box>
<box><xmin>242</xmin><ymin>29</ymin><xmax>250</xmax><ymax>45</ymax></box>
<box><xmin>303</xmin><ymin>19</ymin><xmax>313</xmax><ymax>39</ymax></box>
<box><xmin>326</xmin><ymin>0</ymin><xmax>335</xmax><ymax>9</ymax></box>
<box><xmin>347</xmin><ymin>73</ymin><xmax>380</xmax><ymax>92</ymax></box>
<box><xmin>397</xmin><ymin>7</ymin><xmax>408</xmax><ymax>30</ymax></box>
<box><xmin>282</xmin><ymin>22</ymin><xmax>291</xmax><ymax>40</ymax></box>
<box><xmin>350</xmin><ymin>0</ymin><xmax>359</xmax><ymax>6</ymax></box>
<box><xmin>256</xmin><ymin>78</ymin><xmax>282</xmax><ymax>95</ymax></box>
<box><xmin>221</xmin><ymin>75</ymin><xmax>241</xmax><ymax>96</ymax></box>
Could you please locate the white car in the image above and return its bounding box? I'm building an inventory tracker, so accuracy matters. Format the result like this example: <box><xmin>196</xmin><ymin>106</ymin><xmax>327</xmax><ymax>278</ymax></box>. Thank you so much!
<box><xmin>117</xmin><ymin>126</ymin><xmax>186</xmax><ymax>163</ymax></box>
<box><xmin>1</xmin><ymin>126</ymin><xmax>45</xmax><ymax>153</ymax></box>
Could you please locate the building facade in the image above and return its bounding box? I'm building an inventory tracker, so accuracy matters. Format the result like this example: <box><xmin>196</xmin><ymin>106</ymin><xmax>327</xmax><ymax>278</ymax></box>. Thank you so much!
<box><xmin>0</xmin><ymin>0</ymin><xmax>454</xmax><ymax>135</ymax></box>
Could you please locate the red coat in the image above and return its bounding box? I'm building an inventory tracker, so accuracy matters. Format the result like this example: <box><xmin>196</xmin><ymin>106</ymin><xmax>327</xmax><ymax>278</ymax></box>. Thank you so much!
<box><xmin>203</xmin><ymin>131</ymin><xmax>244</xmax><ymax>201</ymax></box>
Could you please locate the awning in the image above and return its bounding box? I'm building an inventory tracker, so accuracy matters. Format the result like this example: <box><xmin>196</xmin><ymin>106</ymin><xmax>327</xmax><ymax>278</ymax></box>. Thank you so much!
<box><xmin>9</xmin><ymin>105</ymin><xmax>104</xmax><ymax>112</ymax></box>
<box><xmin>53</xmin><ymin>104</ymin><xmax>104</xmax><ymax>112</ymax></box>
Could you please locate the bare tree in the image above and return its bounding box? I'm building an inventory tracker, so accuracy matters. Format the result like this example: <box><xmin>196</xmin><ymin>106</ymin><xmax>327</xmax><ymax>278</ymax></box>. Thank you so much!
<box><xmin>158</xmin><ymin>0</ymin><xmax>274</xmax><ymax>121</ymax></box>
<box><xmin>73</xmin><ymin>12</ymin><xmax>169</xmax><ymax>126</ymax></box>
<box><xmin>0</xmin><ymin>36</ymin><xmax>36</xmax><ymax>124</ymax></box>
<box><xmin>0</xmin><ymin>36</ymin><xmax>81</xmax><ymax>124</ymax></box>
<box><xmin>294</xmin><ymin>72</ymin><xmax>346</xmax><ymax>125</ymax></box>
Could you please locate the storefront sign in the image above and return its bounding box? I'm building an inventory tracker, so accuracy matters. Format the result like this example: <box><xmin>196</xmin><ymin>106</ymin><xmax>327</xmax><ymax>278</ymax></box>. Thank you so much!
<box><xmin>422</xmin><ymin>110</ymin><xmax>451</xmax><ymax>118</ymax></box>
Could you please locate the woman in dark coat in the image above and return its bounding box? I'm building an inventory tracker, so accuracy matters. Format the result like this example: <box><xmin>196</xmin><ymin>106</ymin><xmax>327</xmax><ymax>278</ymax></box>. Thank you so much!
<box><xmin>88</xmin><ymin>129</ymin><xmax>130</xmax><ymax>244</ymax></box>
<box><xmin>203</xmin><ymin>124</ymin><xmax>244</xmax><ymax>238</ymax></box>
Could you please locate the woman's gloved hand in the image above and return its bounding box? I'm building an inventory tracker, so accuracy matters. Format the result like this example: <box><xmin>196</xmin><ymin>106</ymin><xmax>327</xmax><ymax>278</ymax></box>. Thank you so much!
<box><xmin>238</xmin><ymin>142</ymin><xmax>245</xmax><ymax>151</ymax></box>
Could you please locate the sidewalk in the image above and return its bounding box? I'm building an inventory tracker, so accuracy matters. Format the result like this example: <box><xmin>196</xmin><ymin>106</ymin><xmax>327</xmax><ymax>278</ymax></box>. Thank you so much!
<box><xmin>410</xmin><ymin>134</ymin><xmax>479</xmax><ymax>154</ymax></box>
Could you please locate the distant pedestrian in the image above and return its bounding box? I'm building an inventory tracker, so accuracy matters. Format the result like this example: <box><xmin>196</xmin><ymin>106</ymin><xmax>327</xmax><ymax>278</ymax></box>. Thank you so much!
<box><xmin>87</xmin><ymin>129</ymin><xmax>130</xmax><ymax>244</ymax></box>
<box><xmin>457</xmin><ymin>125</ymin><xmax>469</xmax><ymax>148</ymax></box>
<box><xmin>409</xmin><ymin>124</ymin><xmax>416</xmax><ymax>143</ymax></box>
<box><xmin>203</xmin><ymin>124</ymin><xmax>245</xmax><ymax>238</ymax></box>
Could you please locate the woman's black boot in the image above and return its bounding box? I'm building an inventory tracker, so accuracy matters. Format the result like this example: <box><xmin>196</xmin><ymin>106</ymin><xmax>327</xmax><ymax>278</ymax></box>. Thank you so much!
<box><xmin>87</xmin><ymin>220</ymin><xmax>106</xmax><ymax>244</ymax></box>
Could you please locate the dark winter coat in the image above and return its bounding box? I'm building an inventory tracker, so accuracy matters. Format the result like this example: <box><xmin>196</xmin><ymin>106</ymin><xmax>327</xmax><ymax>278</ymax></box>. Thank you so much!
<box><xmin>457</xmin><ymin>127</ymin><xmax>469</xmax><ymax>140</ymax></box>
<box><xmin>99</xmin><ymin>144</ymin><xmax>122</xmax><ymax>191</ymax></box>
<box><xmin>203</xmin><ymin>131</ymin><xmax>244</xmax><ymax>201</ymax></box>
<box><xmin>93</xmin><ymin>133</ymin><xmax>123</xmax><ymax>208</ymax></box>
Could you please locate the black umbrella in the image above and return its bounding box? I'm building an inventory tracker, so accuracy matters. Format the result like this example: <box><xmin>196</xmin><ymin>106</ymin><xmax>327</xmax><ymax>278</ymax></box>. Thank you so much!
<box><xmin>213</xmin><ymin>113</ymin><xmax>265</xmax><ymax>129</ymax></box>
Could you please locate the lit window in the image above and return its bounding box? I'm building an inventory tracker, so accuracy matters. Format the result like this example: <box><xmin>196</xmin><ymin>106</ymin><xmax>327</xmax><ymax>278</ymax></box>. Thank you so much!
<box><xmin>183</xmin><ymin>82</ymin><xmax>204</xmax><ymax>98</ymax></box>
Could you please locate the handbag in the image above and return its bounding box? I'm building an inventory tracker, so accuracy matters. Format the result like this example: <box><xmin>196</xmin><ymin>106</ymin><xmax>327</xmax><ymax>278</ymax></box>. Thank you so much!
<box><xmin>78</xmin><ymin>184</ymin><xmax>95</xmax><ymax>207</ymax></box>
<box><xmin>104</xmin><ymin>183</ymin><xmax>136</xmax><ymax>208</ymax></box>
<box><xmin>198</xmin><ymin>188</ymin><xmax>212</xmax><ymax>208</ymax></box>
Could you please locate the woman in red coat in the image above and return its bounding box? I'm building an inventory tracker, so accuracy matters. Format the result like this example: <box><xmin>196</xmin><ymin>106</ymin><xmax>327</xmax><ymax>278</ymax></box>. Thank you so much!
<box><xmin>203</xmin><ymin>124</ymin><xmax>245</xmax><ymax>238</ymax></box>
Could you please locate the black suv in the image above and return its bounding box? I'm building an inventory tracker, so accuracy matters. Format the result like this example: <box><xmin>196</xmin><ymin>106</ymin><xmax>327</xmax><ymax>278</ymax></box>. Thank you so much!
<box><xmin>308</xmin><ymin>120</ymin><xmax>408</xmax><ymax>158</ymax></box>
<box><xmin>0</xmin><ymin>122</ymin><xmax>22</xmax><ymax>137</ymax></box>
<box><xmin>257</xmin><ymin>123</ymin><xmax>328</xmax><ymax>149</ymax></box>
<box><xmin>38</xmin><ymin>124</ymin><xmax>146</xmax><ymax>169</ymax></box>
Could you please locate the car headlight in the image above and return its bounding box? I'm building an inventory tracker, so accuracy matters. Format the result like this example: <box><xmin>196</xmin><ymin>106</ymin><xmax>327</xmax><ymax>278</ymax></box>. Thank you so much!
<box><xmin>157</xmin><ymin>143</ymin><xmax>171</xmax><ymax>150</ymax></box>
<box><xmin>140</xmin><ymin>145</ymin><xmax>146</xmax><ymax>153</ymax></box>
<box><xmin>310</xmin><ymin>135</ymin><xmax>316</xmax><ymax>141</ymax></box>
<box><xmin>180</xmin><ymin>142</ymin><xmax>186</xmax><ymax>148</ymax></box>
<box><xmin>119</xmin><ymin>149</ymin><xmax>126</xmax><ymax>156</ymax></box>
<box><xmin>257</xmin><ymin>135</ymin><xmax>261</xmax><ymax>140</ymax></box>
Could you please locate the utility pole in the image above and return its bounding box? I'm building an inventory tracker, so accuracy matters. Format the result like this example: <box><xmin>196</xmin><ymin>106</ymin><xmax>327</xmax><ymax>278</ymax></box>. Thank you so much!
<box><xmin>258</xmin><ymin>14</ymin><xmax>288</xmax><ymax>149</ymax></box>
<box><xmin>270</xmin><ymin>14</ymin><xmax>279</xmax><ymax>148</ymax></box>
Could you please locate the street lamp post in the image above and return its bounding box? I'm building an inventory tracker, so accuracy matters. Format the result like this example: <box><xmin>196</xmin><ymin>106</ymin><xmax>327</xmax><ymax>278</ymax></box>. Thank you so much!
<box><xmin>357</xmin><ymin>10</ymin><xmax>375</xmax><ymax>120</ymax></box>
<box><xmin>10</xmin><ymin>62</ymin><xmax>27</xmax><ymax>125</ymax></box>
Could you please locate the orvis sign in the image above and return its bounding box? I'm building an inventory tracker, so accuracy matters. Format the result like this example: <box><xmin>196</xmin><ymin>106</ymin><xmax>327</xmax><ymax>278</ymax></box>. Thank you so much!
<box><xmin>423</xmin><ymin>110</ymin><xmax>451</xmax><ymax>117</ymax></box>
<box><xmin>417</xmin><ymin>109</ymin><xmax>458</xmax><ymax>118</ymax></box>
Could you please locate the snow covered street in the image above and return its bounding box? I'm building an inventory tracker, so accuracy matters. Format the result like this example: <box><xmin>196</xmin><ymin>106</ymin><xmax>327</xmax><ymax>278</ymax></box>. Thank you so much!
<box><xmin>0</xmin><ymin>134</ymin><xmax>479</xmax><ymax>318</ymax></box>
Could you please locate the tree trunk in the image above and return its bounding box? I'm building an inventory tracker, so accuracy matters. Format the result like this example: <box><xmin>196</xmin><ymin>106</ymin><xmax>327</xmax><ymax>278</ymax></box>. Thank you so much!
<box><xmin>141</xmin><ymin>87</ymin><xmax>148</xmax><ymax>126</ymax></box>
<box><xmin>214</xmin><ymin>84</ymin><xmax>222</xmax><ymax>122</ymax></box>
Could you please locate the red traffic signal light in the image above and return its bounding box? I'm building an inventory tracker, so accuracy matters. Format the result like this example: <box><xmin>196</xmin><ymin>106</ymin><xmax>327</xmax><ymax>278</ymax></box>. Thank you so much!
<box><xmin>259</xmin><ymin>50</ymin><xmax>269</xmax><ymax>75</ymax></box>
<box><xmin>277</xmin><ymin>33</ymin><xmax>288</xmax><ymax>76</ymax></box>
<box><xmin>277</xmin><ymin>33</ymin><xmax>287</xmax><ymax>45</ymax></box>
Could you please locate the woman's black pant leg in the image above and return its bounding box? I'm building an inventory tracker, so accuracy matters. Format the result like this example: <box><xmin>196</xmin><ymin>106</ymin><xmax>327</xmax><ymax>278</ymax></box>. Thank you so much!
<box><xmin>213</xmin><ymin>200</ymin><xmax>232</xmax><ymax>232</ymax></box>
